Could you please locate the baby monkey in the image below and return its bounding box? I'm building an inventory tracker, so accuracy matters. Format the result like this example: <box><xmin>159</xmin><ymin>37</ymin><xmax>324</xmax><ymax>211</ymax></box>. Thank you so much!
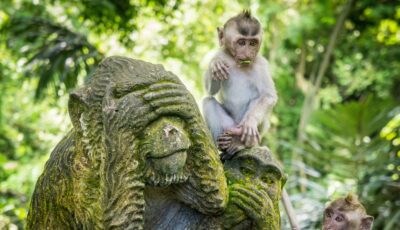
<box><xmin>203</xmin><ymin>10</ymin><xmax>277</xmax><ymax>160</ymax></box>
<box><xmin>323</xmin><ymin>193</ymin><xmax>373</xmax><ymax>230</ymax></box>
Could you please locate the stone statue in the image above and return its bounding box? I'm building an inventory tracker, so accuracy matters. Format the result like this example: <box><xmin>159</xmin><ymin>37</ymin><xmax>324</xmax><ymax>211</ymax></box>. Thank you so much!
<box><xmin>222</xmin><ymin>147</ymin><xmax>286</xmax><ymax>230</ymax></box>
<box><xmin>26</xmin><ymin>56</ymin><xmax>285</xmax><ymax>230</ymax></box>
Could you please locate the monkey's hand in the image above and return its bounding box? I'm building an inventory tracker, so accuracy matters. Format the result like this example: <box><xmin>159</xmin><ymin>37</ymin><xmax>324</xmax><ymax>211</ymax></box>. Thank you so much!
<box><xmin>210</xmin><ymin>58</ymin><xmax>229</xmax><ymax>80</ymax></box>
<box><xmin>230</xmin><ymin>184</ymin><xmax>279</xmax><ymax>230</ymax></box>
<box><xmin>239</xmin><ymin>117</ymin><xmax>260</xmax><ymax>147</ymax></box>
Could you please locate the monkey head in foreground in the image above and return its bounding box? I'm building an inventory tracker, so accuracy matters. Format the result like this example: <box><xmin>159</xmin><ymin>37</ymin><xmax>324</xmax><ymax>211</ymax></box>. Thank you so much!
<box><xmin>323</xmin><ymin>193</ymin><xmax>373</xmax><ymax>230</ymax></box>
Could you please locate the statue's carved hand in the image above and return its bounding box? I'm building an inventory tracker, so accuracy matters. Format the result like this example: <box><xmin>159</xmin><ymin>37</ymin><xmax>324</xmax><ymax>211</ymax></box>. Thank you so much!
<box><xmin>210</xmin><ymin>58</ymin><xmax>229</xmax><ymax>81</ymax></box>
<box><xmin>229</xmin><ymin>184</ymin><xmax>279</xmax><ymax>230</ymax></box>
<box><xmin>223</xmin><ymin>201</ymin><xmax>247</xmax><ymax>229</ymax></box>
<box><xmin>143</xmin><ymin>82</ymin><xmax>197</xmax><ymax>119</ymax></box>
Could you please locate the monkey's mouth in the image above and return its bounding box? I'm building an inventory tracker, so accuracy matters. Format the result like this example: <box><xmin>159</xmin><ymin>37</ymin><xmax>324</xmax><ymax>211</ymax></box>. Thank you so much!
<box><xmin>237</xmin><ymin>59</ymin><xmax>252</xmax><ymax>66</ymax></box>
<box><xmin>239</xmin><ymin>60</ymin><xmax>252</xmax><ymax>65</ymax></box>
<box><xmin>146</xmin><ymin>149</ymin><xmax>189</xmax><ymax>186</ymax></box>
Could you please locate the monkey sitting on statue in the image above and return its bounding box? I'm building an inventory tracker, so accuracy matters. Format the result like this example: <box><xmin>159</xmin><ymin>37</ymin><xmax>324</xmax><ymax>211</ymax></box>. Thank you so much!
<box><xmin>203</xmin><ymin>10</ymin><xmax>277</xmax><ymax>160</ymax></box>
<box><xmin>323</xmin><ymin>193</ymin><xmax>374</xmax><ymax>230</ymax></box>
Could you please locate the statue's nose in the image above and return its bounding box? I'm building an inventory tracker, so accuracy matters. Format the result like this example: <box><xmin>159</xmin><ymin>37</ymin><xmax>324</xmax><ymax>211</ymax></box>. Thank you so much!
<box><xmin>164</xmin><ymin>126</ymin><xmax>178</xmax><ymax>137</ymax></box>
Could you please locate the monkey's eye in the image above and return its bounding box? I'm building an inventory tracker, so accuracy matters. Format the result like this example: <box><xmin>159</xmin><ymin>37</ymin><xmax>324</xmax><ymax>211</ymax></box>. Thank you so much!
<box><xmin>249</xmin><ymin>40</ymin><xmax>258</xmax><ymax>46</ymax></box>
<box><xmin>237</xmin><ymin>39</ymin><xmax>246</xmax><ymax>46</ymax></box>
<box><xmin>325</xmin><ymin>209</ymin><xmax>333</xmax><ymax>218</ymax></box>
<box><xmin>335</xmin><ymin>215</ymin><xmax>344</xmax><ymax>222</ymax></box>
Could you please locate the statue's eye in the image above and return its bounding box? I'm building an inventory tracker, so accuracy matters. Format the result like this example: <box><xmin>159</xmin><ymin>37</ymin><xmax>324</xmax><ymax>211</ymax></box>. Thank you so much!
<box><xmin>240</xmin><ymin>166</ymin><xmax>254</xmax><ymax>177</ymax></box>
<box><xmin>261</xmin><ymin>175</ymin><xmax>274</xmax><ymax>184</ymax></box>
<box><xmin>335</xmin><ymin>215</ymin><xmax>344</xmax><ymax>222</ymax></box>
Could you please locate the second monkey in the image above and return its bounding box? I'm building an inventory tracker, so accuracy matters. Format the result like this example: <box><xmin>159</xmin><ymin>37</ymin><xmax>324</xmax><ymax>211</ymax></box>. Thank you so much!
<box><xmin>203</xmin><ymin>10</ymin><xmax>277</xmax><ymax>160</ymax></box>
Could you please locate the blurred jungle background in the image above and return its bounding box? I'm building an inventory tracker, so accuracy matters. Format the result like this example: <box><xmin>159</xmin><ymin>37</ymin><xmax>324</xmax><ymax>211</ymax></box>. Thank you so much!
<box><xmin>0</xmin><ymin>0</ymin><xmax>399</xmax><ymax>229</ymax></box>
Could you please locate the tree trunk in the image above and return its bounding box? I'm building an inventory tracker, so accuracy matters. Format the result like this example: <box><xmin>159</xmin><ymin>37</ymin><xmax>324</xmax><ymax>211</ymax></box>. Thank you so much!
<box><xmin>294</xmin><ymin>0</ymin><xmax>356</xmax><ymax>192</ymax></box>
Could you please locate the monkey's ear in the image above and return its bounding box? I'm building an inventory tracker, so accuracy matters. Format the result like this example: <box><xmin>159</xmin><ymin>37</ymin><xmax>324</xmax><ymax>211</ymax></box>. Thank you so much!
<box><xmin>361</xmin><ymin>216</ymin><xmax>374</xmax><ymax>230</ymax></box>
<box><xmin>281</xmin><ymin>173</ymin><xmax>288</xmax><ymax>188</ymax></box>
<box><xmin>68</xmin><ymin>88</ymin><xmax>90</xmax><ymax>130</ymax></box>
<box><xmin>217</xmin><ymin>27</ymin><xmax>224</xmax><ymax>46</ymax></box>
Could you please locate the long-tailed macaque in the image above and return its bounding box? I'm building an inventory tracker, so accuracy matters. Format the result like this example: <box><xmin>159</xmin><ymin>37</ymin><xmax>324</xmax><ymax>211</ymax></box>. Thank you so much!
<box><xmin>323</xmin><ymin>194</ymin><xmax>374</xmax><ymax>230</ymax></box>
<box><xmin>202</xmin><ymin>10</ymin><xmax>277</xmax><ymax>160</ymax></box>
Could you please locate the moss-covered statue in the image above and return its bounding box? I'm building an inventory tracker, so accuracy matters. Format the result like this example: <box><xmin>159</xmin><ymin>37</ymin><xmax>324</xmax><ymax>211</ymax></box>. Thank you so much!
<box><xmin>27</xmin><ymin>56</ymin><xmax>285</xmax><ymax>230</ymax></box>
<box><xmin>222</xmin><ymin>147</ymin><xmax>286</xmax><ymax>230</ymax></box>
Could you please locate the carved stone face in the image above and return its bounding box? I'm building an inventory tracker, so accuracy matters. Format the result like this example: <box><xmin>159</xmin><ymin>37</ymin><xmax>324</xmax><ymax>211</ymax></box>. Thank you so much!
<box><xmin>140</xmin><ymin>117</ymin><xmax>191</xmax><ymax>186</ymax></box>
<box><xmin>222</xmin><ymin>147</ymin><xmax>286</xmax><ymax>229</ymax></box>
<box><xmin>224</xmin><ymin>151</ymin><xmax>285</xmax><ymax>203</ymax></box>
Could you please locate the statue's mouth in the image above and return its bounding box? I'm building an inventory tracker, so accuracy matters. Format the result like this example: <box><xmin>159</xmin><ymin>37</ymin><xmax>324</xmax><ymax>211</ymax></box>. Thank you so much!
<box><xmin>146</xmin><ymin>149</ymin><xmax>188</xmax><ymax>186</ymax></box>
<box><xmin>148</xmin><ymin>147</ymin><xmax>188</xmax><ymax>159</ymax></box>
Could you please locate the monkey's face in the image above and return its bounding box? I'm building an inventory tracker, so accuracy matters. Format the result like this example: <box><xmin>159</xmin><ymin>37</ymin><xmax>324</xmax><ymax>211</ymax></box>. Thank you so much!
<box><xmin>220</xmin><ymin>24</ymin><xmax>262</xmax><ymax>66</ymax></box>
<box><xmin>140</xmin><ymin>117</ymin><xmax>191</xmax><ymax>186</ymax></box>
<box><xmin>323</xmin><ymin>208</ymin><xmax>350</xmax><ymax>230</ymax></box>
<box><xmin>323</xmin><ymin>207</ymin><xmax>374</xmax><ymax>230</ymax></box>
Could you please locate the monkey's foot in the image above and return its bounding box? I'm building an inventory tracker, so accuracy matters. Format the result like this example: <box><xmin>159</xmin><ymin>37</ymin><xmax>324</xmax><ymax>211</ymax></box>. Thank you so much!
<box><xmin>219</xmin><ymin>136</ymin><xmax>245</xmax><ymax>161</ymax></box>
<box><xmin>220</xmin><ymin>143</ymin><xmax>245</xmax><ymax>161</ymax></box>
<box><xmin>224</xmin><ymin>127</ymin><xmax>243</xmax><ymax>136</ymax></box>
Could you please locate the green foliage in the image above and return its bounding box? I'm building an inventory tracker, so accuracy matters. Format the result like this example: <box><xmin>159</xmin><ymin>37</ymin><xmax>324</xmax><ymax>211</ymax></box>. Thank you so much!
<box><xmin>0</xmin><ymin>0</ymin><xmax>399</xmax><ymax>229</ymax></box>
<box><xmin>305</xmin><ymin>97</ymin><xmax>395</xmax><ymax>177</ymax></box>
<box><xmin>0</xmin><ymin>76</ymin><xmax>70</xmax><ymax>228</ymax></box>
<box><xmin>360</xmin><ymin>113</ymin><xmax>400</xmax><ymax>229</ymax></box>
<box><xmin>5</xmin><ymin>17</ymin><xmax>102</xmax><ymax>99</ymax></box>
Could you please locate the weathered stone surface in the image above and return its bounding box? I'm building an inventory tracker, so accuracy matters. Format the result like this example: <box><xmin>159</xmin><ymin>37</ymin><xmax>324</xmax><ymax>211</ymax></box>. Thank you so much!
<box><xmin>143</xmin><ymin>146</ymin><xmax>286</xmax><ymax>230</ymax></box>
<box><xmin>26</xmin><ymin>56</ymin><xmax>285</xmax><ymax>230</ymax></box>
<box><xmin>222</xmin><ymin>147</ymin><xmax>286</xmax><ymax>230</ymax></box>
